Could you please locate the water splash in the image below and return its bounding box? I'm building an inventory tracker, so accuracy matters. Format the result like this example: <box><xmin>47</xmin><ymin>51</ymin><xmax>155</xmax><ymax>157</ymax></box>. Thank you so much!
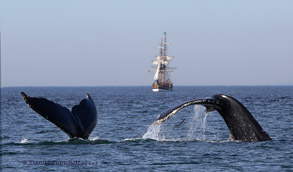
<box><xmin>143</xmin><ymin>105</ymin><xmax>213</xmax><ymax>142</ymax></box>
<box><xmin>89</xmin><ymin>136</ymin><xmax>100</xmax><ymax>141</ymax></box>
<box><xmin>142</xmin><ymin>124</ymin><xmax>165</xmax><ymax>140</ymax></box>
<box><xmin>187</xmin><ymin>105</ymin><xmax>209</xmax><ymax>141</ymax></box>
<box><xmin>20</xmin><ymin>138</ymin><xmax>29</xmax><ymax>144</ymax></box>
<box><xmin>123</xmin><ymin>138</ymin><xmax>142</xmax><ymax>141</ymax></box>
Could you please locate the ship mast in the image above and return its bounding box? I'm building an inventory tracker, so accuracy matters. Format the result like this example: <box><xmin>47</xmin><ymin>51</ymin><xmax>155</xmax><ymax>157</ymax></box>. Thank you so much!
<box><xmin>157</xmin><ymin>32</ymin><xmax>165</xmax><ymax>84</ymax></box>
<box><xmin>162</xmin><ymin>33</ymin><xmax>167</xmax><ymax>84</ymax></box>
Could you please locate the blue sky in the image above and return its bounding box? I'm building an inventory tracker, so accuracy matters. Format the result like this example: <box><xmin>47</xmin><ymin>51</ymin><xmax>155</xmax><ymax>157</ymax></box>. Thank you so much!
<box><xmin>2</xmin><ymin>0</ymin><xmax>293</xmax><ymax>86</ymax></box>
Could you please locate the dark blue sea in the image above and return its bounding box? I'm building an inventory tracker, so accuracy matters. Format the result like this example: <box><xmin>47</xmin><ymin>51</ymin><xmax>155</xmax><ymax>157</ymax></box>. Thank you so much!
<box><xmin>1</xmin><ymin>86</ymin><xmax>293</xmax><ymax>171</ymax></box>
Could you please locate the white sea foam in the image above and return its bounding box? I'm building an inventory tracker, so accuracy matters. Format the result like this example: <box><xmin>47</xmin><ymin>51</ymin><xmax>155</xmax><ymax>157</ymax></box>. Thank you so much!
<box><xmin>20</xmin><ymin>138</ymin><xmax>29</xmax><ymax>144</ymax></box>
<box><xmin>89</xmin><ymin>136</ymin><xmax>100</xmax><ymax>141</ymax></box>
<box><xmin>123</xmin><ymin>138</ymin><xmax>142</xmax><ymax>141</ymax></box>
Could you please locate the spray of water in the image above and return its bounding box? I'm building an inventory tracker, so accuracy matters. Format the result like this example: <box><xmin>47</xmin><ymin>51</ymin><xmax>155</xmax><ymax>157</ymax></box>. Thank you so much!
<box><xmin>142</xmin><ymin>124</ymin><xmax>165</xmax><ymax>140</ymax></box>
<box><xmin>89</xmin><ymin>136</ymin><xmax>100</xmax><ymax>141</ymax></box>
<box><xmin>20</xmin><ymin>137</ymin><xmax>29</xmax><ymax>144</ymax></box>
<box><xmin>143</xmin><ymin>105</ymin><xmax>211</xmax><ymax>141</ymax></box>
<box><xmin>187</xmin><ymin>105</ymin><xmax>209</xmax><ymax>141</ymax></box>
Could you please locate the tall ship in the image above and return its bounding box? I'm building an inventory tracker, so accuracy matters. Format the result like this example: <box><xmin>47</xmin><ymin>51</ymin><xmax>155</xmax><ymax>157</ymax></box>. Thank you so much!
<box><xmin>151</xmin><ymin>32</ymin><xmax>175</xmax><ymax>92</ymax></box>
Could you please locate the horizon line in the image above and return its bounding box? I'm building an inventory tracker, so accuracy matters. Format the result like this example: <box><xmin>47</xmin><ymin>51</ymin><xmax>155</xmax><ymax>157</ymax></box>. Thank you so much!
<box><xmin>1</xmin><ymin>84</ymin><xmax>293</xmax><ymax>88</ymax></box>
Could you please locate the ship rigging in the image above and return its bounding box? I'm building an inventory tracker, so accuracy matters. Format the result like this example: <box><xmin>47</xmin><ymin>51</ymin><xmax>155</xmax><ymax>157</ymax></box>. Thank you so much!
<box><xmin>150</xmin><ymin>32</ymin><xmax>175</xmax><ymax>92</ymax></box>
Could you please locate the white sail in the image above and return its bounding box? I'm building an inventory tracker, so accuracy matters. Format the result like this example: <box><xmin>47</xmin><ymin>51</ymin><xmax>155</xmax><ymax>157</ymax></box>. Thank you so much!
<box><xmin>156</xmin><ymin>56</ymin><xmax>162</xmax><ymax>60</ymax></box>
<box><xmin>162</xmin><ymin>61</ymin><xmax>169</xmax><ymax>65</ymax></box>
<box><xmin>166</xmin><ymin>56</ymin><xmax>174</xmax><ymax>61</ymax></box>
<box><xmin>153</xmin><ymin>62</ymin><xmax>160</xmax><ymax>80</ymax></box>
<box><xmin>152</xmin><ymin>60</ymin><xmax>159</xmax><ymax>65</ymax></box>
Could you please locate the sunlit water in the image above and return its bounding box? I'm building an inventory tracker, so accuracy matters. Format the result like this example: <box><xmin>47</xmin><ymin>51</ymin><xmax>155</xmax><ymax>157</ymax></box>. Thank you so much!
<box><xmin>1</xmin><ymin>86</ymin><xmax>293</xmax><ymax>171</ymax></box>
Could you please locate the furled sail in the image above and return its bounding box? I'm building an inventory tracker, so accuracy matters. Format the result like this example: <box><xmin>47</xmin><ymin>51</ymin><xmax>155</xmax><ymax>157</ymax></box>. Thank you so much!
<box><xmin>152</xmin><ymin>60</ymin><xmax>159</xmax><ymax>65</ymax></box>
<box><xmin>166</xmin><ymin>56</ymin><xmax>174</xmax><ymax>61</ymax></box>
<box><xmin>162</xmin><ymin>61</ymin><xmax>169</xmax><ymax>65</ymax></box>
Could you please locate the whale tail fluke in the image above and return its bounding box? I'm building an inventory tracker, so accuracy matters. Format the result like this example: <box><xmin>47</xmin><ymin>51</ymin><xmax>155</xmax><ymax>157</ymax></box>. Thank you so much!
<box><xmin>152</xmin><ymin>94</ymin><xmax>271</xmax><ymax>142</ymax></box>
<box><xmin>21</xmin><ymin>92</ymin><xmax>98</xmax><ymax>139</ymax></box>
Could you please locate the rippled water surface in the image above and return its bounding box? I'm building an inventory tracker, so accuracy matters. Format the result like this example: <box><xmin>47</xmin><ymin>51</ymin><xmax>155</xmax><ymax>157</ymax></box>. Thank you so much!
<box><xmin>1</xmin><ymin>86</ymin><xmax>293</xmax><ymax>171</ymax></box>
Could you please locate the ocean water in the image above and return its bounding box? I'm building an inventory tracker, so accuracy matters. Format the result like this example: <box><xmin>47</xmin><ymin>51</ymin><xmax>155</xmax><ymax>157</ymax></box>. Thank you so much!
<box><xmin>1</xmin><ymin>86</ymin><xmax>293</xmax><ymax>171</ymax></box>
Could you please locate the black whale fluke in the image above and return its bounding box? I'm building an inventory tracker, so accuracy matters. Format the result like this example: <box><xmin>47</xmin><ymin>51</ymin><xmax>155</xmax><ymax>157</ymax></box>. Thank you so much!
<box><xmin>153</xmin><ymin>94</ymin><xmax>271</xmax><ymax>142</ymax></box>
<box><xmin>21</xmin><ymin>92</ymin><xmax>98</xmax><ymax>139</ymax></box>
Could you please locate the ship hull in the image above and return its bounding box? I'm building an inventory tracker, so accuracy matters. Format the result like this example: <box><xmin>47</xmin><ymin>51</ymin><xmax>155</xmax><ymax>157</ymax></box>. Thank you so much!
<box><xmin>152</xmin><ymin>88</ymin><xmax>172</xmax><ymax>92</ymax></box>
<box><xmin>152</xmin><ymin>82</ymin><xmax>173</xmax><ymax>92</ymax></box>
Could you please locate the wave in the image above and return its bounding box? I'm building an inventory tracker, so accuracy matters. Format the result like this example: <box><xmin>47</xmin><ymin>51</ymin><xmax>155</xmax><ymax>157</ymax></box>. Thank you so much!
<box><xmin>8</xmin><ymin>133</ymin><xmax>230</xmax><ymax>146</ymax></box>
<box><xmin>3</xmin><ymin>138</ymin><xmax>115</xmax><ymax>146</ymax></box>
<box><xmin>124</xmin><ymin>136</ymin><xmax>234</xmax><ymax>143</ymax></box>
<box><xmin>3</xmin><ymin>133</ymin><xmax>235</xmax><ymax>147</ymax></box>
